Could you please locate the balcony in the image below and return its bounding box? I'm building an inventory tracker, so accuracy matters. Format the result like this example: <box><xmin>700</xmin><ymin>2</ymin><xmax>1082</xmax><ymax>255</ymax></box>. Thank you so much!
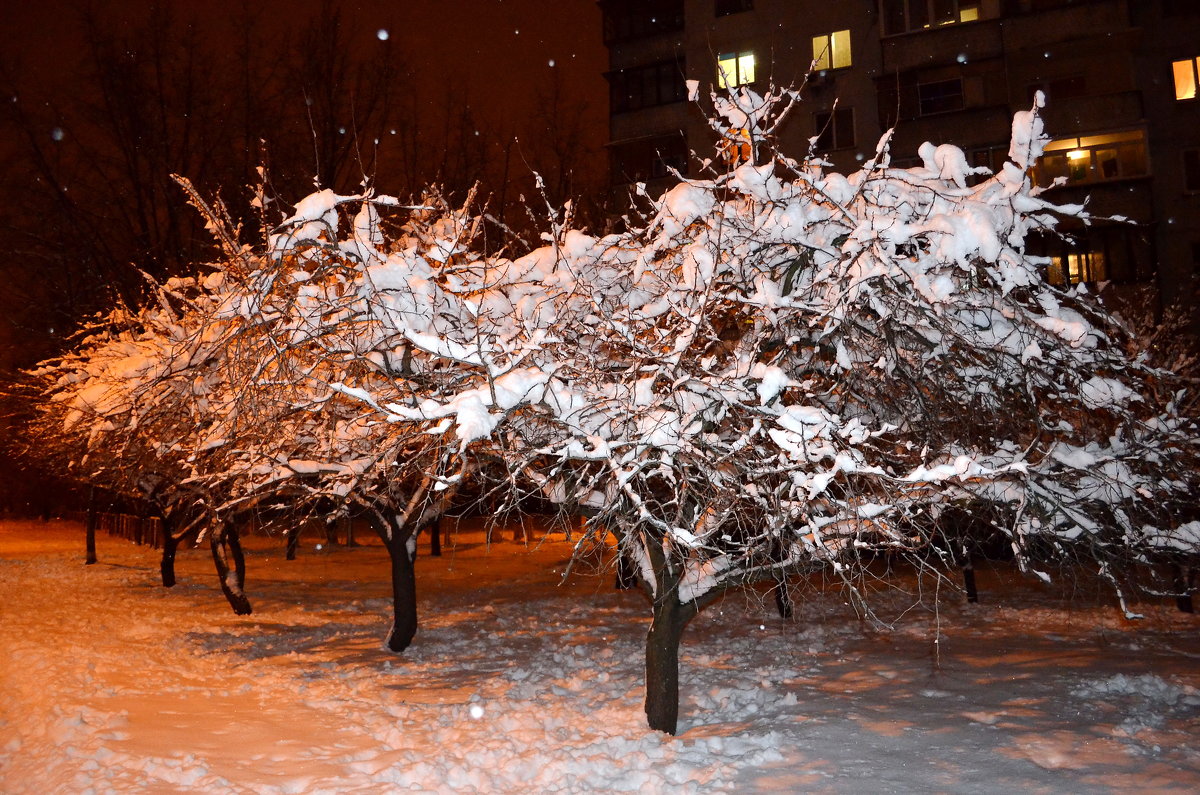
<box><xmin>1037</xmin><ymin>90</ymin><xmax>1144</xmax><ymax>136</ymax></box>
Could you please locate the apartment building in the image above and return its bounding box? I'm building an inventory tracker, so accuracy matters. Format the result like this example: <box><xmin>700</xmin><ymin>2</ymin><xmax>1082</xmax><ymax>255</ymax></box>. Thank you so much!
<box><xmin>601</xmin><ymin>0</ymin><xmax>1200</xmax><ymax>312</ymax></box>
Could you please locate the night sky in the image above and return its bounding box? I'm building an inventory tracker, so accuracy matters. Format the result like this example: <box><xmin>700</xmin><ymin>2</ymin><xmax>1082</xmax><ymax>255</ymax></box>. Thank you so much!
<box><xmin>3</xmin><ymin>0</ymin><xmax>609</xmax><ymax>176</ymax></box>
<box><xmin>0</xmin><ymin>0</ymin><xmax>612</xmax><ymax>373</ymax></box>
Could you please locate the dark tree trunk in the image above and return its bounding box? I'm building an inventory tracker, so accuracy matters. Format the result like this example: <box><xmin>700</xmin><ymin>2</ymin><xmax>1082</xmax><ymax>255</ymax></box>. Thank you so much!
<box><xmin>615</xmin><ymin>550</ymin><xmax>638</xmax><ymax>590</ymax></box>
<box><xmin>1173</xmin><ymin>564</ymin><xmax>1194</xmax><ymax>614</ymax></box>
<box><xmin>85</xmin><ymin>486</ymin><xmax>98</xmax><ymax>566</ymax></box>
<box><xmin>211</xmin><ymin>525</ymin><xmax>252</xmax><ymax>615</ymax></box>
<box><xmin>345</xmin><ymin>516</ymin><xmax>359</xmax><ymax>547</ymax></box>
<box><xmin>962</xmin><ymin>544</ymin><xmax>978</xmax><ymax>604</ymax></box>
<box><xmin>159</xmin><ymin>511</ymin><xmax>200</xmax><ymax>588</ymax></box>
<box><xmin>160</xmin><ymin>526</ymin><xmax>179</xmax><ymax>587</ymax></box>
<box><xmin>323</xmin><ymin>515</ymin><xmax>340</xmax><ymax>546</ymax></box>
<box><xmin>773</xmin><ymin>576</ymin><xmax>794</xmax><ymax>619</ymax></box>
<box><xmin>372</xmin><ymin>516</ymin><xmax>417</xmax><ymax>652</ymax></box>
<box><xmin>285</xmin><ymin>524</ymin><xmax>300</xmax><ymax>561</ymax></box>
<box><xmin>645</xmin><ymin>589</ymin><xmax>690</xmax><ymax>735</ymax></box>
<box><xmin>429</xmin><ymin>516</ymin><xmax>442</xmax><ymax>557</ymax></box>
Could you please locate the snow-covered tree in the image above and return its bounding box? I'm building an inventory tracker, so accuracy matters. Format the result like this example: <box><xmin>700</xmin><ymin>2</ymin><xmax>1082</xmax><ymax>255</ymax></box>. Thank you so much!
<box><xmin>27</xmin><ymin>238</ymin><xmax>263</xmax><ymax>609</ymax></box>
<box><xmin>532</xmin><ymin>90</ymin><xmax>1200</xmax><ymax>733</ymax></box>
<box><xmin>375</xmin><ymin>89</ymin><xmax>1200</xmax><ymax>733</ymax></box>
<box><xmin>31</xmin><ymin>88</ymin><xmax>1199</xmax><ymax>737</ymax></box>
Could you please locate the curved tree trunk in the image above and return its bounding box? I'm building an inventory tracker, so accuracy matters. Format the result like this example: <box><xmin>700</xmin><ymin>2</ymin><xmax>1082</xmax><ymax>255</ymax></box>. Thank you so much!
<box><xmin>773</xmin><ymin>575</ymin><xmax>794</xmax><ymax>619</ymax></box>
<box><xmin>372</xmin><ymin>515</ymin><xmax>418</xmax><ymax>652</ymax></box>
<box><xmin>159</xmin><ymin>510</ymin><xmax>201</xmax><ymax>588</ymax></box>
<box><xmin>211</xmin><ymin>525</ymin><xmax>252</xmax><ymax>615</ymax></box>
<box><xmin>645</xmin><ymin>590</ymin><xmax>688</xmax><ymax>735</ymax></box>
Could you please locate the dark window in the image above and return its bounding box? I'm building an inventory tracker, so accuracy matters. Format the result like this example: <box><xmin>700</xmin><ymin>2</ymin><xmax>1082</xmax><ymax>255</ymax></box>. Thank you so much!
<box><xmin>1185</xmin><ymin>150</ymin><xmax>1200</xmax><ymax>192</ymax></box>
<box><xmin>715</xmin><ymin>0</ymin><xmax>753</xmax><ymax>16</ymax></box>
<box><xmin>880</xmin><ymin>0</ymin><xmax>983</xmax><ymax>36</ymax></box>
<box><xmin>918</xmin><ymin>78</ymin><xmax>964</xmax><ymax>115</ymax></box>
<box><xmin>814</xmin><ymin>108</ymin><xmax>856</xmax><ymax>150</ymax></box>
<box><xmin>610</xmin><ymin>134</ymin><xmax>689</xmax><ymax>184</ymax></box>
<box><xmin>1164</xmin><ymin>0</ymin><xmax>1200</xmax><ymax>17</ymax></box>
<box><xmin>879</xmin><ymin>71</ymin><xmax>974</xmax><ymax>126</ymax></box>
<box><xmin>602</xmin><ymin>0</ymin><xmax>685</xmax><ymax>44</ymax></box>
<box><xmin>1027</xmin><ymin>76</ymin><xmax>1086</xmax><ymax>104</ymax></box>
<box><xmin>967</xmin><ymin>145</ymin><xmax>1008</xmax><ymax>185</ymax></box>
<box><xmin>877</xmin><ymin>70</ymin><xmax>918</xmax><ymax>128</ymax></box>
<box><xmin>609</xmin><ymin>60</ymin><xmax>688</xmax><ymax>113</ymax></box>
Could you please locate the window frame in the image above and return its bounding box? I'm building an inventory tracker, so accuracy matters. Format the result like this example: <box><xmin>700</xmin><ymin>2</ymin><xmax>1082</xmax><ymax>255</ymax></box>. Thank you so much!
<box><xmin>602</xmin><ymin>0</ymin><xmax>685</xmax><ymax>44</ymax></box>
<box><xmin>1172</xmin><ymin>57</ymin><xmax>1199</xmax><ymax>101</ymax></box>
<box><xmin>1034</xmin><ymin>129</ymin><xmax>1149</xmax><ymax>188</ymax></box>
<box><xmin>880</xmin><ymin>0</ymin><xmax>983</xmax><ymax>36</ymax></box>
<box><xmin>917</xmin><ymin>77</ymin><xmax>964</xmax><ymax>116</ymax></box>
<box><xmin>813</xmin><ymin>107</ymin><xmax>856</xmax><ymax>151</ymax></box>
<box><xmin>610</xmin><ymin>133</ymin><xmax>689</xmax><ymax>185</ymax></box>
<box><xmin>1040</xmin><ymin>225</ymin><xmax>1146</xmax><ymax>286</ymax></box>
<box><xmin>717</xmin><ymin>51</ymin><xmax>757</xmax><ymax>89</ymax></box>
<box><xmin>608</xmin><ymin>60</ymin><xmax>688</xmax><ymax>114</ymax></box>
<box><xmin>812</xmin><ymin>30</ymin><xmax>853</xmax><ymax>72</ymax></box>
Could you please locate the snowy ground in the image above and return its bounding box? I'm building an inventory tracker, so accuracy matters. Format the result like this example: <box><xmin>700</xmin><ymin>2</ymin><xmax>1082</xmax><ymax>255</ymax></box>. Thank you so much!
<box><xmin>2</xmin><ymin>519</ymin><xmax>1199</xmax><ymax>794</ymax></box>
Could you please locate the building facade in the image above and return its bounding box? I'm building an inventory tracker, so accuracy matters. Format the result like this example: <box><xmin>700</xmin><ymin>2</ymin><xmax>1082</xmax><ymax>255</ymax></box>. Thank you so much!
<box><xmin>601</xmin><ymin>0</ymin><xmax>1200</xmax><ymax>314</ymax></box>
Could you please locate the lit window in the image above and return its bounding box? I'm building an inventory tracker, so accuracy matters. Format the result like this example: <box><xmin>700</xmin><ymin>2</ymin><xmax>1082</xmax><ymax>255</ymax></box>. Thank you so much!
<box><xmin>1173</xmin><ymin>57</ymin><xmax>1199</xmax><ymax>101</ymax></box>
<box><xmin>812</xmin><ymin>30</ymin><xmax>852</xmax><ymax>71</ymax></box>
<box><xmin>1036</xmin><ymin>130</ymin><xmax>1148</xmax><ymax>187</ymax></box>
<box><xmin>1048</xmin><ymin>251</ymin><xmax>1106</xmax><ymax>286</ymax></box>
<box><xmin>717</xmin><ymin>52</ymin><xmax>756</xmax><ymax>88</ymax></box>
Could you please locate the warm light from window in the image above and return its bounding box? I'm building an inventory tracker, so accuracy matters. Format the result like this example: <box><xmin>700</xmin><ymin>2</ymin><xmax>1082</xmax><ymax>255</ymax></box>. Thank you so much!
<box><xmin>1066</xmin><ymin>149</ymin><xmax>1089</xmax><ymax>161</ymax></box>
<box><xmin>812</xmin><ymin>30</ymin><xmax>851</xmax><ymax>71</ymax></box>
<box><xmin>1049</xmin><ymin>252</ymin><xmax>1106</xmax><ymax>285</ymax></box>
<box><xmin>717</xmin><ymin>52</ymin><xmax>756</xmax><ymax>88</ymax></box>
<box><xmin>1173</xmin><ymin>57</ymin><xmax>1199</xmax><ymax>101</ymax></box>
<box><xmin>959</xmin><ymin>4</ymin><xmax>980</xmax><ymax>22</ymax></box>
